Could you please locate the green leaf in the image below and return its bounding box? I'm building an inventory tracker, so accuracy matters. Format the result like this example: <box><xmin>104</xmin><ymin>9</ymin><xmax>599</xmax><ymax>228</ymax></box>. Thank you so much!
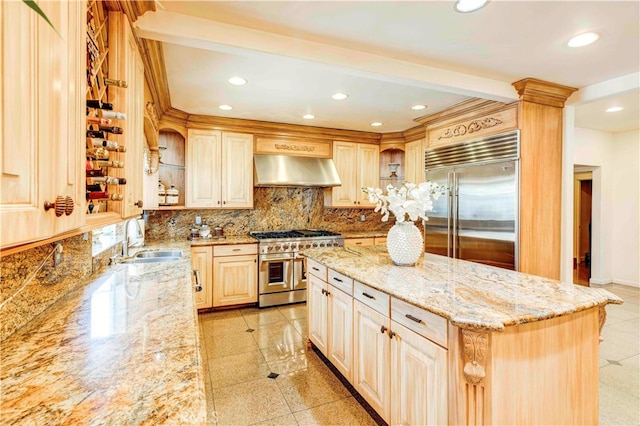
<box><xmin>22</xmin><ymin>0</ymin><xmax>62</xmax><ymax>38</ymax></box>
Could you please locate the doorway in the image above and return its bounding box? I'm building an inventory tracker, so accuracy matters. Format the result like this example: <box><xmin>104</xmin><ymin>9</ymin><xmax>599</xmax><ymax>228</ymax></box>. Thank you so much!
<box><xmin>573</xmin><ymin>171</ymin><xmax>593</xmax><ymax>286</ymax></box>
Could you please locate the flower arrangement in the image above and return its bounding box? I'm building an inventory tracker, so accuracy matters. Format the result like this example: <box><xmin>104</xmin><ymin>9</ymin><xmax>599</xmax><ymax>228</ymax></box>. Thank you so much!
<box><xmin>363</xmin><ymin>182</ymin><xmax>444</xmax><ymax>223</ymax></box>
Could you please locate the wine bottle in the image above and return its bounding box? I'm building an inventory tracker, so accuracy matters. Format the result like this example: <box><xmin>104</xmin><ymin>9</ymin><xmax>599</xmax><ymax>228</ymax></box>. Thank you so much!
<box><xmin>99</xmin><ymin>110</ymin><xmax>126</xmax><ymax>120</ymax></box>
<box><xmin>94</xmin><ymin>160</ymin><xmax>124</xmax><ymax>168</ymax></box>
<box><xmin>87</xmin><ymin>130</ymin><xmax>105</xmax><ymax>138</ymax></box>
<box><xmin>86</xmin><ymin>147</ymin><xmax>110</xmax><ymax>160</ymax></box>
<box><xmin>86</xmin><ymin>169</ymin><xmax>105</xmax><ymax>177</ymax></box>
<box><xmin>87</xmin><ymin>138</ymin><xmax>119</xmax><ymax>150</ymax></box>
<box><xmin>86</xmin><ymin>100</ymin><xmax>114</xmax><ymax>110</ymax></box>
<box><xmin>98</xmin><ymin>125</ymin><xmax>123</xmax><ymax>135</ymax></box>
<box><xmin>86</xmin><ymin>183</ymin><xmax>103</xmax><ymax>192</ymax></box>
<box><xmin>104</xmin><ymin>78</ymin><xmax>128</xmax><ymax>88</ymax></box>
<box><xmin>86</xmin><ymin>191</ymin><xmax>123</xmax><ymax>200</ymax></box>
<box><xmin>87</xmin><ymin>176</ymin><xmax>126</xmax><ymax>185</ymax></box>
<box><xmin>87</xmin><ymin>116</ymin><xmax>113</xmax><ymax>126</ymax></box>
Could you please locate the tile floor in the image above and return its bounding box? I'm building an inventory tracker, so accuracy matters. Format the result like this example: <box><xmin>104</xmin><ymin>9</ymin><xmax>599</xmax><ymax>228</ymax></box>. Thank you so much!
<box><xmin>198</xmin><ymin>283</ymin><xmax>640</xmax><ymax>426</ymax></box>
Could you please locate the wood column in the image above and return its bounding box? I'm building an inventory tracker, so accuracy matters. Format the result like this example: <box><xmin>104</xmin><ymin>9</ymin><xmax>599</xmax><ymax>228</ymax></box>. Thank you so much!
<box><xmin>513</xmin><ymin>78</ymin><xmax>577</xmax><ymax>280</ymax></box>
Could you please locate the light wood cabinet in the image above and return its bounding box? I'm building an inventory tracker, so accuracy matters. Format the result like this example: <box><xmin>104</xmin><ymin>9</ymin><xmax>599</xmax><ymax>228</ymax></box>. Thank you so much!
<box><xmin>191</xmin><ymin>246</ymin><xmax>213</xmax><ymax>310</ymax></box>
<box><xmin>391</xmin><ymin>320</ymin><xmax>447</xmax><ymax>425</ymax></box>
<box><xmin>1</xmin><ymin>0</ymin><xmax>85</xmax><ymax>248</ymax></box>
<box><xmin>308</xmin><ymin>273</ymin><xmax>329</xmax><ymax>354</ymax></box>
<box><xmin>109</xmin><ymin>12</ymin><xmax>145</xmax><ymax>218</ymax></box>
<box><xmin>212</xmin><ymin>244</ymin><xmax>257</xmax><ymax>307</ymax></box>
<box><xmin>326</xmin><ymin>141</ymin><xmax>379</xmax><ymax>207</ymax></box>
<box><xmin>344</xmin><ymin>237</ymin><xmax>374</xmax><ymax>247</ymax></box>
<box><xmin>327</xmin><ymin>284</ymin><xmax>353</xmax><ymax>382</ymax></box>
<box><xmin>186</xmin><ymin>129</ymin><xmax>253</xmax><ymax>209</ymax></box>
<box><xmin>353</xmin><ymin>299</ymin><xmax>391</xmax><ymax>423</ymax></box>
<box><xmin>404</xmin><ymin>139</ymin><xmax>425</xmax><ymax>185</ymax></box>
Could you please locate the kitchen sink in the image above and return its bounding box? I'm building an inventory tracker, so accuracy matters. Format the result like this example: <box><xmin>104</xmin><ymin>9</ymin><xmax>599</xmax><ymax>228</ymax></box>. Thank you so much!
<box><xmin>134</xmin><ymin>250</ymin><xmax>183</xmax><ymax>259</ymax></box>
<box><xmin>119</xmin><ymin>257</ymin><xmax>181</xmax><ymax>264</ymax></box>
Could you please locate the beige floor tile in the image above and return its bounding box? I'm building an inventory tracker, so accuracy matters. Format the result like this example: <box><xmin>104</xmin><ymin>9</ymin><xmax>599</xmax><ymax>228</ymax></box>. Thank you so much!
<box><xmin>608</xmin><ymin>318</ymin><xmax>640</xmax><ymax>336</ymax></box>
<box><xmin>261</xmin><ymin>341</ymin><xmax>308</xmax><ymax>363</ymax></box>
<box><xmin>599</xmin><ymin>381</ymin><xmax>640</xmax><ymax>425</ymax></box>
<box><xmin>279</xmin><ymin>304</ymin><xmax>308</xmax><ymax>320</ymax></box>
<box><xmin>291</xmin><ymin>318</ymin><xmax>308</xmax><ymax>337</ymax></box>
<box><xmin>209</xmin><ymin>350</ymin><xmax>271</xmax><ymax>389</ymax></box>
<box><xmin>244</xmin><ymin>309</ymin><xmax>289</xmax><ymax>329</ymax></box>
<box><xmin>200</xmin><ymin>309</ymin><xmax>244</xmax><ymax>320</ymax></box>
<box><xmin>206</xmin><ymin>331</ymin><xmax>260</xmax><ymax>359</ymax></box>
<box><xmin>276</xmin><ymin>360</ymin><xmax>352</xmax><ymax>412</ymax></box>
<box><xmin>252</xmin><ymin>321</ymin><xmax>304</xmax><ymax>350</ymax></box>
<box><xmin>249</xmin><ymin>413</ymin><xmax>299</xmax><ymax>426</ymax></box>
<box><xmin>267</xmin><ymin>349</ymin><xmax>325</xmax><ymax>376</ymax></box>
<box><xmin>203</xmin><ymin>381</ymin><xmax>217</xmax><ymax>425</ymax></box>
<box><xmin>214</xmin><ymin>378</ymin><xmax>291</xmax><ymax>425</ymax></box>
<box><xmin>201</xmin><ymin>315</ymin><xmax>250</xmax><ymax>336</ymax></box>
<box><xmin>293</xmin><ymin>397</ymin><xmax>376</xmax><ymax>426</ymax></box>
<box><xmin>600</xmin><ymin>361</ymin><xmax>640</xmax><ymax>398</ymax></box>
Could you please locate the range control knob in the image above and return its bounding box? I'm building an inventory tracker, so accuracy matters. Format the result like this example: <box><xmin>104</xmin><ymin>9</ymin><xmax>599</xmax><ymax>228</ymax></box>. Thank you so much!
<box><xmin>282</xmin><ymin>243</ymin><xmax>290</xmax><ymax>251</ymax></box>
<box><xmin>312</xmin><ymin>243</ymin><xmax>318</xmax><ymax>248</ymax></box>
<box><xmin>267</xmin><ymin>246</ymin><xmax>273</xmax><ymax>251</ymax></box>
<box><xmin>319</xmin><ymin>242</ymin><xmax>325</xmax><ymax>248</ymax></box>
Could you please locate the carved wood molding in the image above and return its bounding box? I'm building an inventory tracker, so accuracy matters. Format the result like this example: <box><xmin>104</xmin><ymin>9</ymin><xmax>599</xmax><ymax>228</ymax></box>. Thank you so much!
<box><xmin>145</xmin><ymin>102</ymin><xmax>159</xmax><ymax>131</ymax></box>
<box><xmin>438</xmin><ymin>117</ymin><xmax>503</xmax><ymax>140</ymax></box>
<box><xmin>462</xmin><ymin>329</ymin><xmax>489</xmax><ymax>385</ymax></box>
<box><xmin>512</xmin><ymin>78</ymin><xmax>578</xmax><ymax>108</ymax></box>
<box><xmin>599</xmin><ymin>306</ymin><xmax>607</xmax><ymax>343</ymax></box>
<box><xmin>274</xmin><ymin>143</ymin><xmax>315</xmax><ymax>152</ymax></box>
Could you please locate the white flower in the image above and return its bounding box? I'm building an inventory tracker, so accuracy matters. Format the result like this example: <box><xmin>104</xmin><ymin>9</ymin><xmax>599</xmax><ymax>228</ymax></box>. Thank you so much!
<box><xmin>363</xmin><ymin>182</ymin><xmax>444</xmax><ymax>223</ymax></box>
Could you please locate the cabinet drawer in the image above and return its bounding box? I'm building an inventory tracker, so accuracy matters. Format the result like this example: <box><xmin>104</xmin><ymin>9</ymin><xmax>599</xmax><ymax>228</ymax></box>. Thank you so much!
<box><xmin>328</xmin><ymin>269</ymin><xmax>353</xmax><ymax>295</ymax></box>
<box><xmin>374</xmin><ymin>237</ymin><xmax>387</xmax><ymax>245</ymax></box>
<box><xmin>213</xmin><ymin>244</ymin><xmax>257</xmax><ymax>257</ymax></box>
<box><xmin>354</xmin><ymin>281</ymin><xmax>389</xmax><ymax>316</ymax></box>
<box><xmin>391</xmin><ymin>297</ymin><xmax>448</xmax><ymax>348</ymax></box>
<box><xmin>308</xmin><ymin>259</ymin><xmax>327</xmax><ymax>281</ymax></box>
<box><xmin>344</xmin><ymin>238</ymin><xmax>374</xmax><ymax>247</ymax></box>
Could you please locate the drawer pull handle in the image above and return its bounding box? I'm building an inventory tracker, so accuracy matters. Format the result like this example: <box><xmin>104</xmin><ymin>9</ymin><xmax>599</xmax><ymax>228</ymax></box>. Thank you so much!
<box><xmin>405</xmin><ymin>314</ymin><xmax>423</xmax><ymax>324</ymax></box>
<box><xmin>232</xmin><ymin>248</ymin><xmax>241</xmax><ymax>251</ymax></box>
<box><xmin>333</xmin><ymin>277</ymin><xmax>343</xmax><ymax>283</ymax></box>
<box><xmin>380</xmin><ymin>325</ymin><xmax>388</xmax><ymax>334</ymax></box>
<box><xmin>355</xmin><ymin>242</ymin><xmax>363</xmax><ymax>245</ymax></box>
<box><xmin>193</xmin><ymin>269</ymin><xmax>202</xmax><ymax>292</ymax></box>
<box><xmin>312</xmin><ymin>267</ymin><xmax>320</xmax><ymax>271</ymax></box>
<box><xmin>362</xmin><ymin>292</ymin><xmax>375</xmax><ymax>300</ymax></box>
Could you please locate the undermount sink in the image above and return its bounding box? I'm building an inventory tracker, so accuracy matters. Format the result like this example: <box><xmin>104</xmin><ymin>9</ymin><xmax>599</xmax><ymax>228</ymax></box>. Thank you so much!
<box><xmin>119</xmin><ymin>250</ymin><xmax>182</xmax><ymax>264</ymax></box>
<box><xmin>134</xmin><ymin>250</ymin><xmax>182</xmax><ymax>259</ymax></box>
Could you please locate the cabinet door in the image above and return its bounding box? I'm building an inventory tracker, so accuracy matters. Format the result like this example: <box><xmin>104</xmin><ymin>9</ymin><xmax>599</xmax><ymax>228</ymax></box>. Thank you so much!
<box><xmin>353</xmin><ymin>300</ymin><xmax>391</xmax><ymax>422</ymax></box>
<box><xmin>213</xmin><ymin>254</ymin><xmax>257</xmax><ymax>306</ymax></box>
<box><xmin>221</xmin><ymin>132</ymin><xmax>253</xmax><ymax>208</ymax></box>
<box><xmin>404</xmin><ymin>139</ymin><xmax>425</xmax><ymax>185</ymax></box>
<box><xmin>191</xmin><ymin>246</ymin><xmax>213</xmax><ymax>310</ymax></box>
<box><xmin>331</xmin><ymin>141</ymin><xmax>357</xmax><ymax>206</ymax></box>
<box><xmin>307</xmin><ymin>274</ymin><xmax>328</xmax><ymax>355</ymax></box>
<box><xmin>391</xmin><ymin>321</ymin><xmax>447</xmax><ymax>426</ymax></box>
<box><xmin>328</xmin><ymin>285</ymin><xmax>353</xmax><ymax>382</ymax></box>
<box><xmin>186</xmin><ymin>129</ymin><xmax>221</xmax><ymax>207</ymax></box>
<box><xmin>356</xmin><ymin>144</ymin><xmax>380</xmax><ymax>207</ymax></box>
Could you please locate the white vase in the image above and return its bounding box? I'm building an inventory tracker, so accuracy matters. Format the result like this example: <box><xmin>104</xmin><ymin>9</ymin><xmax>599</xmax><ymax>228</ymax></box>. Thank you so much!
<box><xmin>386</xmin><ymin>221</ymin><xmax>424</xmax><ymax>266</ymax></box>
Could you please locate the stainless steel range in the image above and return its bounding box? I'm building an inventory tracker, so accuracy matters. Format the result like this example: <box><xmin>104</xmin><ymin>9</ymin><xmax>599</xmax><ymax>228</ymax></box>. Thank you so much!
<box><xmin>250</xmin><ymin>229</ymin><xmax>344</xmax><ymax>307</ymax></box>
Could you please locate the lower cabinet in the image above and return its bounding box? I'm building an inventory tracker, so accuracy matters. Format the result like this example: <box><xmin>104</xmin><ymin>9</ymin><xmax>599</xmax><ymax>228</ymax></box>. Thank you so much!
<box><xmin>191</xmin><ymin>246</ymin><xmax>213</xmax><ymax>310</ymax></box>
<box><xmin>344</xmin><ymin>237</ymin><xmax>387</xmax><ymax>248</ymax></box>
<box><xmin>191</xmin><ymin>244</ymin><xmax>258</xmax><ymax>309</ymax></box>
<box><xmin>353</xmin><ymin>299</ymin><xmax>391</xmax><ymax>423</ymax></box>
<box><xmin>308</xmin><ymin>273</ymin><xmax>329</xmax><ymax>354</ymax></box>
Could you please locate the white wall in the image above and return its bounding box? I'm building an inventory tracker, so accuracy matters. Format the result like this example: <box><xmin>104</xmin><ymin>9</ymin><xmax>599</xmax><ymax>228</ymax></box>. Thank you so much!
<box><xmin>610</xmin><ymin>130</ymin><xmax>640</xmax><ymax>286</ymax></box>
<box><xmin>572</xmin><ymin>128</ymin><xmax>640</xmax><ymax>287</ymax></box>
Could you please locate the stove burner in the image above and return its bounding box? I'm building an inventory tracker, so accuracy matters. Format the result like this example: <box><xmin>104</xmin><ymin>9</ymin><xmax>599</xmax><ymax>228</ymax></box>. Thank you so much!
<box><xmin>251</xmin><ymin>229</ymin><xmax>341</xmax><ymax>240</ymax></box>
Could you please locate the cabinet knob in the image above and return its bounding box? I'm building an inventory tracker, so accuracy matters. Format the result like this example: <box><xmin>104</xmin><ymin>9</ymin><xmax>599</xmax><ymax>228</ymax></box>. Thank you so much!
<box><xmin>64</xmin><ymin>196</ymin><xmax>74</xmax><ymax>216</ymax></box>
<box><xmin>388</xmin><ymin>330</ymin><xmax>397</xmax><ymax>339</ymax></box>
<box><xmin>380</xmin><ymin>325</ymin><xmax>388</xmax><ymax>334</ymax></box>
<box><xmin>217</xmin><ymin>201</ymin><xmax>221</xmax><ymax>205</ymax></box>
<box><xmin>223</xmin><ymin>201</ymin><xmax>226</xmax><ymax>205</ymax></box>
<box><xmin>44</xmin><ymin>196</ymin><xmax>66</xmax><ymax>217</ymax></box>
<box><xmin>134</xmin><ymin>200</ymin><xmax>143</xmax><ymax>208</ymax></box>
<box><xmin>353</xmin><ymin>201</ymin><xmax>356</xmax><ymax>205</ymax></box>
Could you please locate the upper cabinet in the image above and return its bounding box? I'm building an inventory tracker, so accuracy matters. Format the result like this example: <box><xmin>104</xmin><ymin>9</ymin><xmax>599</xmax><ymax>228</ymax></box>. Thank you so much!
<box><xmin>404</xmin><ymin>139</ymin><xmax>425</xmax><ymax>185</ymax></box>
<box><xmin>325</xmin><ymin>141</ymin><xmax>379</xmax><ymax>207</ymax></box>
<box><xmin>186</xmin><ymin>129</ymin><xmax>253</xmax><ymax>209</ymax></box>
<box><xmin>1</xmin><ymin>0</ymin><xmax>85</xmax><ymax>248</ymax></box>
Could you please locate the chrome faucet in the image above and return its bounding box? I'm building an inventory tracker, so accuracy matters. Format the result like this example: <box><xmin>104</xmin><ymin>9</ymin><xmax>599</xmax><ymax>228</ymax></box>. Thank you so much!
<box><xmin>123</xmin><ymin>217</ymin><xmax>144</xmax><ymax>257</ymax></box>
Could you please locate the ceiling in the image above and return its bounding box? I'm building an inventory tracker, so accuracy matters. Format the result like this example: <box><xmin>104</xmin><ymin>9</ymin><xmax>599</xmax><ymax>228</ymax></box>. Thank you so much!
<box><xmin>136</xmin><ymin>1</ymin><xmax>640</xmax><ymax>134</ymax></box>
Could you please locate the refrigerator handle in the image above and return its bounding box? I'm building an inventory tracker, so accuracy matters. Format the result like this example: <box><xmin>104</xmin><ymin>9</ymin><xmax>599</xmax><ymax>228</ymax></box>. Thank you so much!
<box><xmin>452</xmin><ymin>171</ymin><xmax>459</xmax><ymax>259</ymax></box>
<box><xmin>447</xmin><ymin>171</ymin><xmax>453</xmax><ymax>258</ymax></box>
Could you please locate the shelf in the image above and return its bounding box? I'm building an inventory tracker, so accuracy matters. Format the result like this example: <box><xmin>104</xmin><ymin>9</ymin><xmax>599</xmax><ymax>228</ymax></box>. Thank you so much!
<box><xmin>153</xmin><ymin>205</ymin><xmax>187</xmax><ymax>211</ymax></box>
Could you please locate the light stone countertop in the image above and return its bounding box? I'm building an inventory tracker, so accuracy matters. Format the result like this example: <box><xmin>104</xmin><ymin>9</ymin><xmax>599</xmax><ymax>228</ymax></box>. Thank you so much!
<box><xmin>0</xmin><ymin>241</ymin><xmax>207</xmax><ymax>425</ymax></box>
<box><xmin>340</xmin><ymin>230</ymin><xmax>388</xmax><ymax>239</ymax></box>
<box><xmin>189</xmin><ymin>235</ymin><xmax>258</xmax><ymax>246</ymax></box>
<box><xmin>302</xmin><ymin>246</ymin><xmax>623</xmax><ymax>332</ymax></box>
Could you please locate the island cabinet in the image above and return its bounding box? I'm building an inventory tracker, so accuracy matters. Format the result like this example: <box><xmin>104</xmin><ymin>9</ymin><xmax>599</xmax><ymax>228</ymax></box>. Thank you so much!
<box><xmin>344</xmin><ymin>236</ymin><xmax>387</xmax><ymax>247</ymax></box>
<box><xmin>185</xmin><ymin>129</ymin><xmax>254</xmax><ymax>209</ymax></box>
<box><xmin>308</xmin><ymin>260</ymin><xmax>354</xmax><ymax>382</ymax></box>
<box><xmin>325</xmin><ymin>141</ymin><xmax>379</xmax><ymax>207</ymax></box>
<box><xmin>191</xmin><ymin>246</ymin><xmax>213</xmax><ymax>310</ymax></box>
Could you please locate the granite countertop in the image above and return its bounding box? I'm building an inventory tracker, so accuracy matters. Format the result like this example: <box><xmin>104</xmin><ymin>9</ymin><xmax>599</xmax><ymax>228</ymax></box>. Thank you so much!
<box><xmin>190</xmin><ymin>235</ymin><xmax>258</xmax><ymax>246</ymax></box>
<box><xmin>0</xmin><ymin>241</ymin><xmax>207</xmax><ymax>424</ymax></box>
<box><xmin>340</xmin><ymin>230</ymin><xmax>388</xmax><ymax>239</ymax></box>
<box><xmin>303</xmin><ymin>246</ymin><xmax>623</xmax><ymax>332</ymax></box>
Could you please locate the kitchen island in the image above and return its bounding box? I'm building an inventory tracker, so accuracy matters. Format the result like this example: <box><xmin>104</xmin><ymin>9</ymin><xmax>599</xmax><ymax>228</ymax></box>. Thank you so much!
<box><xmin>303</xmin><ymin>245</ymin><xmax>622</xmax><ymax>425</ymax></box>
<box><xmin>0</xmin><ymin>241</ymin><xmax>207</xmax><ymax>425</ymax></box>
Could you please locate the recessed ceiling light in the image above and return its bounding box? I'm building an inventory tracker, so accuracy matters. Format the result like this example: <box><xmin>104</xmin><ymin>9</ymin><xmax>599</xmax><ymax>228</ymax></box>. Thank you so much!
<box><xmin>411</xmin><ymin>104</ymin><xmax>427</xmax><ymax>111</ymax></box>
<box><xmin>228</xmin><ymin>76</ymin><xmax>247</xmax><ymax>86</ymax></box>
<box><xmin>303</xmin><ymin>114</ymin><xmax>315</xmax><ymax>119</ymax></box>
<box><xmin>219</xmin><ymin>105</ymin><xmax>233</xmax><ymax>111</ymax></box>
<box><xmin>370</xmin><ymin>122</ymin><xmax>383</xmax><ymax>127</ymax></box>
<box><xmin>454</xmin><ymin>0</ymin><xmax>488</xmax><ymax>13</ymax></box>
<box><xmin>567</xmin><ymin>32</ymin><xmax>600</xmax><ymax>48</ymax></box>
<box><xmin>332</xmin><ymin>92</ymin><xmax>349</xmax><ymax>100</ymax></box>
<box><xmin>606</xmin><ymin>106</ymin><xmax>624</xmax><ymax>113</ymax></box>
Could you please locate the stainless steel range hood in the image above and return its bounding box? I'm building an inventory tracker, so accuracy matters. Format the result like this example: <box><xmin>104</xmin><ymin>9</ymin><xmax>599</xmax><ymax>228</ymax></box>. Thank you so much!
<box><xmin>254</xmin><ymin>154</ymin><xmax>341</xmax><ymax>187</ymax></box>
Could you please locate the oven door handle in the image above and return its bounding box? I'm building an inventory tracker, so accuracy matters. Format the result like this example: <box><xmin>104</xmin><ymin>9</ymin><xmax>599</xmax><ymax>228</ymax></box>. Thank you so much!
<box><xmin>260</xmin><ymin>257</ymin><xmax>294</xmax><ymax>263</ymax></box>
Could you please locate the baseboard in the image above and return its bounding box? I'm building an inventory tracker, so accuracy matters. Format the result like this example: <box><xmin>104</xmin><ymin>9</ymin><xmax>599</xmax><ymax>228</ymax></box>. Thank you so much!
<box><xmin>612</xmin><ymin>278</ymin><xmax>640</xmax><ymax>288</ymax></box>
<box><xmin>590</xmin><ymin>277</ymin><xmax>613</xmax><ymax>286</ymax></box>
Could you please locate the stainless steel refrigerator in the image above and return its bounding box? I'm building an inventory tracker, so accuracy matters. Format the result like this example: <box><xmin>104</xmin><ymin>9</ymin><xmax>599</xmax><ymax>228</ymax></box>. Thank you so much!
<box><xmin>424</xmin><ymin>130</ymin><xmax>519</xmax><ymax>271</ymax></box>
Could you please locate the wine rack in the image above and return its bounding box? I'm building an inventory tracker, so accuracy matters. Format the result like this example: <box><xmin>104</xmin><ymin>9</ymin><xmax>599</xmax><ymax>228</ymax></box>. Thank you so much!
<box><xmin>85</xmin><ymin>0</ymin><xmax>125</xmax><ymax>215</ymax></box>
